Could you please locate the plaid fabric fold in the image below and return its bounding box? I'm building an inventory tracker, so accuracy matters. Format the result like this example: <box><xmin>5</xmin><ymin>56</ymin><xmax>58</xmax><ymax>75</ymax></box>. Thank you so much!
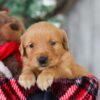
<box><xmin>0</xmin><ymin>75</ymin><xmax>99</xmax><ymax>100</ymax></box>
<box><xmin>50</xmin><ymin>75</ymin><xmax>99</xmax><ymax>100</ymax></box>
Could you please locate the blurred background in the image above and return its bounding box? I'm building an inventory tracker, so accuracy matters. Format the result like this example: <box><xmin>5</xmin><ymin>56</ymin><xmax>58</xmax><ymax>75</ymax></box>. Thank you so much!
<box><xmin>0</xmin><ymin>0</ymin><xmax>100</xmax><ymax>96</ymax></box>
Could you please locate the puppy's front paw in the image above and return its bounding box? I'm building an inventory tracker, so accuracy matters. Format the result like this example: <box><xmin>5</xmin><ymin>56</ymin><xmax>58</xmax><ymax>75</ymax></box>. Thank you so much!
<box><xmin>18</xmin><ymin>73</ymin><xmax>36</xmax><ymax>89</ymax></box>
<box><xmin>37</xmin><ymin>73</ymin><xmax>54</xmax><ymax>91</ymax></box>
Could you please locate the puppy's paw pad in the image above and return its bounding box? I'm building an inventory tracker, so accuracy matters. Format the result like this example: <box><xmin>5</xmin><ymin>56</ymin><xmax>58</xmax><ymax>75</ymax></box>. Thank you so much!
<box><xmin>18</xmin><ymin>74</ymin><xmax>36</xmax><ymax>89</ymax></box>
<box><xmin>37</xmin><ymin>74</ymin><xmax>54</xmax><ymax>91</ymax></box>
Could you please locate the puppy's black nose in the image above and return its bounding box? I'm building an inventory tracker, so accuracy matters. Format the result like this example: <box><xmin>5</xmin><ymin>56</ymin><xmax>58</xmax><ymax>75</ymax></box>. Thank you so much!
<box><xmin>38</xmin><ymin>56</ymin><xmax>48</xmax><ymax>66</ymax></box>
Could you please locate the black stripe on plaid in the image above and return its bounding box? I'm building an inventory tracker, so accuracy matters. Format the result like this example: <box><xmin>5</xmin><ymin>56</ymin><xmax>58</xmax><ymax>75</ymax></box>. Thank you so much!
<box><xmin>1</xmin><ymin>83</ymin><xmax>13</xmax><ymax>99</ymax></box>
<box><xmin>8</xmin><ymin>80</ymin><xmax>20</xmax><ymax>99</ymax></box>
<box><xmin>87</xmin><ymin>78</ymin><xmax>99</xmax><ymax>100</ymax></box>
<box><xmin>68</xmin><ymin>78</ymin><xmax>82</xmax><ymax>100</ymax></box>
<box><xmin>49</xmin><ymin>78</ymin><xmax>75</xmax><ymax>98</ymax></box>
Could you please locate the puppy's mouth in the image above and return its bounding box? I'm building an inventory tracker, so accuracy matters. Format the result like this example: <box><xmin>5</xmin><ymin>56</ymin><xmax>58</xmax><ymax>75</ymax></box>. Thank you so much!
<box><xmin>40</xmin><ymin>64</ymin><xmax>47</xmax><ymax>68</ymax></box>
<box><xmin>38</xmin><ymin>60</ymin><xmax>59</xmax><ymax>70</ymax></box>
<box><xmin>38</xmin><ymin>64</ymin><xmax>48</xmax><ymax>70</ymax></box>
<box><xmin>36</xmin><ymin>56</ymin><xmax>60</xmax><ymax>70</ymax></box>
<box><xmin>38</xmin><ymin>61</ymin><xmax>56</xmax><ymax>70</ymax></box>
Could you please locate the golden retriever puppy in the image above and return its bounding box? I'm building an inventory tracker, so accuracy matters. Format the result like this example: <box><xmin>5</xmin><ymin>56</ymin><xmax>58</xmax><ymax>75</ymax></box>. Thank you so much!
<box><xmin>18</xmin><ymin>21</ymin><xmax>89</xmax><ymax>90</ymax></box>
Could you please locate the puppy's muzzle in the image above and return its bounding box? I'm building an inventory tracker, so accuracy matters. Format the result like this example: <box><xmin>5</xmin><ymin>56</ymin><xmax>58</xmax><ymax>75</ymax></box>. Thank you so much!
<box><xmin>38</xmin><ymin>56</ymin><xmax>48</xmax><ymax>67</ymax></box>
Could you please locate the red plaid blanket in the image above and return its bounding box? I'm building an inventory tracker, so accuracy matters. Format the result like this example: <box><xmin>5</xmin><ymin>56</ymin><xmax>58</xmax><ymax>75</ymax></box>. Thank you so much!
<box><xmin>0</xmin><ymin>75</ymin><xmax>99</xmax><ymax>100</ymax></box>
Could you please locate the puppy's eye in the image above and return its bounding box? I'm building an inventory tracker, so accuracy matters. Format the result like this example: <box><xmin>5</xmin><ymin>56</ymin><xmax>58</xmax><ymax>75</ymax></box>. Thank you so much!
<box><xmin>50</xmin><ymin>41</ymin><xmax>56</xmax><ymax>46</ymax></box>
<box><xmin>28</xmin><ymin>43</ymin><xmax>34</xmax><ymax>48</ymax></box>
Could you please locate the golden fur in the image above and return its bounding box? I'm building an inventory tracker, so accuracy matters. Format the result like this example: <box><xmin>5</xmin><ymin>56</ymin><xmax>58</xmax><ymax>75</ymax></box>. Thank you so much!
<box><xmin>18</xmin><ymin>22</ymin><xmax>89</xmax><ymax>90</ymax></box>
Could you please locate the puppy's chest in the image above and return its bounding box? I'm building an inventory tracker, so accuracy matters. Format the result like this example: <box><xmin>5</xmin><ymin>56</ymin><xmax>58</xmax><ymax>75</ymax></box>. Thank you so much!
<box><xmin>34</xmin><ymin>69</ymin><xmax>42</xmax><ymax>78</ymax></box>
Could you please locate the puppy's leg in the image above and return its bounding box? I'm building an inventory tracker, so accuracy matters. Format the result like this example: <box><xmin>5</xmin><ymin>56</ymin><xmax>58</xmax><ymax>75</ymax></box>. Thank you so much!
<box><xmin>37</xmin><ymin>66</ymin><xmax>73</xmax><ymax>91</ymax></box>
<box><xmin>37</xmin><ymin>70</ymin><xmax>54</xmax><ymax>91</ymax></box>
<box><xmin>71</xmin><ymin>64</ymin><xmax>89</xmax><ymax>77</ymax></box>
<box><xmin>18</xmin><ymin>66</ymin><xmax>36</xmax><ymax>89</ymax></box>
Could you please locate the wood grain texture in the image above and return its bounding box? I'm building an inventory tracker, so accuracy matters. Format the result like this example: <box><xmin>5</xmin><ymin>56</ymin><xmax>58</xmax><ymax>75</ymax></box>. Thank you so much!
<box><xmin>63</xmin><ymin>0</ymin><xmax>100</xmax><ymax>79</ymax></box>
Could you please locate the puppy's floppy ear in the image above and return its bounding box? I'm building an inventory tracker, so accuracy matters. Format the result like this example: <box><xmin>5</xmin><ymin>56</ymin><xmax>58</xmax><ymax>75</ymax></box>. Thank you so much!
<box><xmin>19</xmin><ymin>35</ymin><xmax>27</xmax><ymax>57</ymax></box>
<box><xmin>60</xmin><ymin>29</ymin><xmax>69</xmax><ymax>51</ymax></box>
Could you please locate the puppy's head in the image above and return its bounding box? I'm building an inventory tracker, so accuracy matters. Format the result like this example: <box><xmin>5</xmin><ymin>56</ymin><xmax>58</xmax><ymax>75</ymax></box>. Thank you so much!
<box><xmin>20</xmin><ymin>22</ymin><xmax>69</xmax><ymax>70</ymax></box>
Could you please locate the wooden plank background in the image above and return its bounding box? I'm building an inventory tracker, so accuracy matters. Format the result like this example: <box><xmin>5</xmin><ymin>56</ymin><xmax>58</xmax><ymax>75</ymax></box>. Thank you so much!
<box><xmin>63</xmin><ymin>0</ymin><xmax>100</xmax><ymax>79</ymax></box>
